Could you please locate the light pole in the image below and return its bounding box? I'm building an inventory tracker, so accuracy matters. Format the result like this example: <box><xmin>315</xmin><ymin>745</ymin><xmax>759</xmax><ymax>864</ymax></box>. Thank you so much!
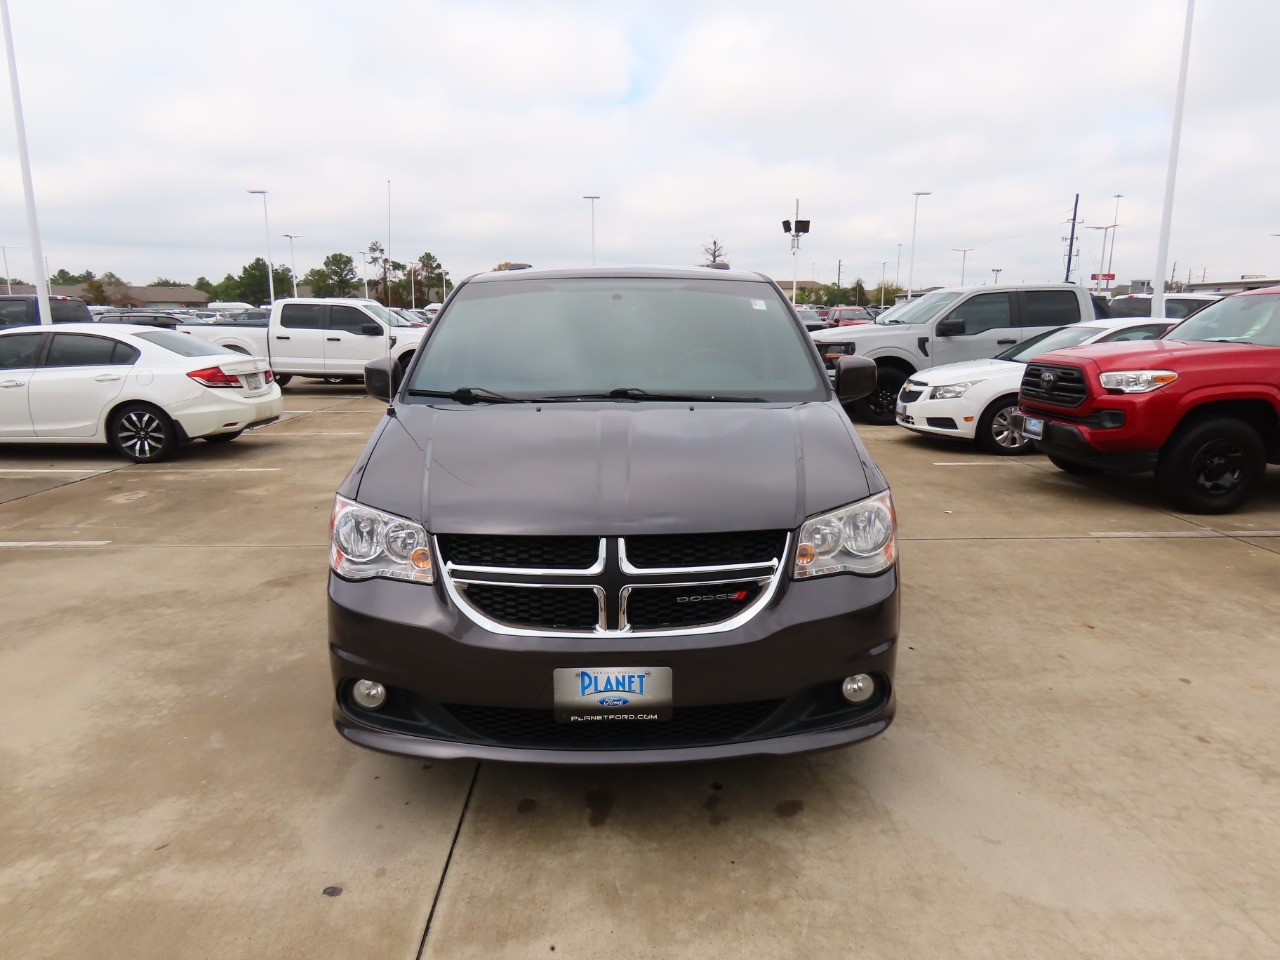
<box><xmin>879</xmin><ymin>261</ymin><xmax>889</xmax><ymax>308</ymax></box>
<box><xmin>895</xmin><ymin>244</ymin><xmax>902</xmax><ymax>287</ymax></box>
<box><xmin>357</xmin><ymin>252</ymin><xmax>371</xmax><ymax>299</ymax></box>
<box><xmin>907</xmin><ymin>191</ymin><xmax>931</xmax><ymax>299</ymax></box>
<box><xmin>952</xmin><ymin>248</ymin><xmax>973</xmax><ymax>285</ymax></box>
<box><xmin>992</xmin><ymin>267</ymin><xmax>1003</xmax><ymax>285</ymax></box>
<box><xmin>281</xmin><ymin>234</ymin><xmax>304</xmax><ymax>297</ymax></box>
<box><xmin>1086</xmin><ymin>225</ymin><xmax>1117</xmax><ymax>292</ymax></box>
<box><xmin>1151</xmin><ymin>0</ymin><xmax>1196</xmax><ymax>319</ymax></box>
<box><xmin>2</xmin><ymin>0</ymin><xmax>51</xmax><ymax>324</ymax></box>
<box><xmin>582</xmin><ymin>195</ymin><xmax>599</xmax><ymax>265</ymax></box>
<box><xmin>0</xmin><ymin>244</ymin><xmax>20</xmax><ymax>294</ymax></box>
<box><xmin>1105</xmin><ymin>194</ymin><xmax>1123</xmax><ymax>290</ymax></box>
<box><xmin>247</xmin><ymin>190</ymin><xmax>275</xmax><ymax>304</ymax></box>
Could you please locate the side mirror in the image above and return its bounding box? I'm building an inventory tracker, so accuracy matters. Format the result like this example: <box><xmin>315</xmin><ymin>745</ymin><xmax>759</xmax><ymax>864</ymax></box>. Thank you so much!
<box><xmin>834</xmin><ymin>355</ymin><xmax>877</xmax><ymax>402</ymax></box>
<box><xmin>936</xmin><ymin>317</ymin><xmax>965</xmax><ymax>337</ymax></box>
<box><xmin>361</xmin><ymin>322</ymin><xmax>383</xmax><ymax>337</ymax></box>
<box><xmin>364</xmin><ymin>356</ymin><xmax>402</xmax><ymax>400</ymax></box>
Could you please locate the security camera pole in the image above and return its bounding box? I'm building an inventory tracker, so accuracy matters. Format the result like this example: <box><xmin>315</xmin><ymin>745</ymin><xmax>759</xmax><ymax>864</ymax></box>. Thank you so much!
<box><xmin>781</xmin><ymin>200</ymin><xmax>810</xmax><ymax>304</ymax></box>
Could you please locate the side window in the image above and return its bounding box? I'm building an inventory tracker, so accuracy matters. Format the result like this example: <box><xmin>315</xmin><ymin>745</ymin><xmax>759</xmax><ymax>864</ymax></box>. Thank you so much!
<box><xmin>280</xmin><ymin>303</ymin><xmax>323</xmax><ymax>329</ymax></box>
<box><xmin>1020</xmin><ymin>290</ymin><xmax>1081</xmax><ymax>328</ymax></box>
<box><xmin>0</xmin><ymin>300</ymin><xmax>30</xmax><ymax>325</ymax></box>
<box><xmin>45</xmin><ymin>334</ymin><xmax>137</xmax><ymax>367</ymax></box>
<box><xmin>328</xmin><ymin>305</ymin><xmax>375</xmax><ymax>334</ymax></box>
<box><xmin>1099</xmin><ymin>324</ymin><xmax>1170</xmax><ymax>343</ymax></box>
<box><xmin>0</xmin><ymin>333</ymin><xmax>42</xmax><ymax>368</ymax></box>
<box><xmin>945</xmin><ymin>293</ymin><xmax>1013</xmax><ymax>334</ymax></box>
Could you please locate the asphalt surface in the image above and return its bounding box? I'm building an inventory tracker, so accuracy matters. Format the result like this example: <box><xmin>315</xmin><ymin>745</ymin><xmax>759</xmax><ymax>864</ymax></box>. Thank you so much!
<box><xmin>1</xmin><ymin>384</ymin><xmax>1278</xmax><ymax>960</ymax></box>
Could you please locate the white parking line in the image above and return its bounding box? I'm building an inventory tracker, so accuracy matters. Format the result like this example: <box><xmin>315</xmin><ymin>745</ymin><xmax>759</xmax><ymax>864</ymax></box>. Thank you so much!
<box><xmin>136</xmin><ymin>467</ymin><xmax>283</xmax><ymax>473</ymax></box>
<box><xmin>0</xmin><ymin>468</ymin><xmax>111</xmax><ymax>474</ymax></box>
<box><xmin>0</xmin><ymin>540</ymin><xmax>113</xmax><ymax>547</ymax></box>
<box><xmin>931</xmin><ymin>461</ymin><xmax>1023</xmax><ymax>466</ymax></box>
<box><xmin>261</xmin><ymin>431</ymin><xmax>368</xmax><ymax>437</ymax></box>
<box><xmin>1089</xmin><ymin>531</ymin><xmax>1222</xmax><ymax>538</ymax></box>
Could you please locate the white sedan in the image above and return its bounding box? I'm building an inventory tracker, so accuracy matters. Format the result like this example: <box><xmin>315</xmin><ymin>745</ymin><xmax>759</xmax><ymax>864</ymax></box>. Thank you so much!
<box><xmin>895</xmin><ymin>317</ymin><xmax>1172</xmax><ymax>454</ymax></box>
<box><xmin>0</xmin><ymin>323</ymin><xmax>283</xmax><ymax>462</ymax></box>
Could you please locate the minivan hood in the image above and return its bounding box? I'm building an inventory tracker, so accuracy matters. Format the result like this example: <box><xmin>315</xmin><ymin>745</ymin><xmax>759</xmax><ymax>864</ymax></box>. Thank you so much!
<box><xmin>350</xmin><ymin>401</ymin><xmax>879</xmax><ymax>535</ymax></box>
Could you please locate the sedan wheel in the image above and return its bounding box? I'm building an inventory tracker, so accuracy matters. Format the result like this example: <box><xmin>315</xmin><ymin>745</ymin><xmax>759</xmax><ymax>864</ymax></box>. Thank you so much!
<box><xmin>109</xmin><ymin>404</ymin><xmax>178</xmax><ymax>463</ymax></box>
<box><xmin>977</xmin><ymin>397</ymin><xmax>1034</xmax><ymax>455</ymax></box>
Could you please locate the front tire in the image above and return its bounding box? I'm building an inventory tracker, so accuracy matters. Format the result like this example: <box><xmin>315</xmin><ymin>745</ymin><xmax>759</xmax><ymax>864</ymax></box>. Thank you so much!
<box><xmin>852</xmin><ymin>368</ymin><xmax>905</xmax><ymax>426</ymax></box>
<box><xmin>1155</xmin><ymin>416</ymin><xmax>1265</xmax><ymax>514</ymax></box>
<box><xmin>109</xmin><ymin>404</ymin><xmax>178</xmax><ymax>463</ymax></box>
<box><xmin>976</xmin><ymin>396</ymin><xmax>1034</xmax><ymax>455</ymax></box>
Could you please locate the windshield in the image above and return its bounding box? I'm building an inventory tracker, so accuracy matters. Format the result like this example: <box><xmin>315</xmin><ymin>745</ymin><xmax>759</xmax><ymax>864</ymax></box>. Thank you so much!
<box><xmin>876</xmin><ymin>290</ymin><xmax>962</xmax><ymax>325</ymax></box>
<box><xmin>407</xmin><ymin>277</ymin><xmax>828</xmax><ymax>401</ymax></box>
<box><xmin>359</xmin><ymin>301</ymin><xmax>410</xmax><ymax>326</ymax></box>
<box><xmin>1164</xmin><ymin>293</ymin><xmax>1280</xmax><ymax>346</ymax></box>
<box><xmin>997</xmin><ymin>324</ymin><xmax>1103</xmax><ymax>362</ymax></box>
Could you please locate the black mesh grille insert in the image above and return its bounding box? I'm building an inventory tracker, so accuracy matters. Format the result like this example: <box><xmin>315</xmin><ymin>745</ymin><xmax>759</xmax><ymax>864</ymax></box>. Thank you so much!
<box><xmin>899</xmin><ymin>385</ymin><xmax>925</xmax><ymax>403</ymax></box>
<box><xmin>438</xmin><ymin>534</ymin><xmax>599</xmax><ymax>569</ymax></box>
<box><xmin>461</xmin><ymin>584</ymin><xmax>599</xmax><ymax>630</ymax></box>
<box><xmin>445</xmin><ymin>700</ymin><xmax>782</xmax><ymax>748</ymax></box>
<box><xmin>1021</xmin><ymin>363</ymin><xmax>1088</xmax><ymax>408</ymax></box>
<box><xmin>624</xmin><ymin>531</ymin><xmax>785</xmax><ymax>568</ymax></box>
<box><xmin>626</xmin><ymin>583</ymin><xmax>765</xmax><ymax>629</ymax></box>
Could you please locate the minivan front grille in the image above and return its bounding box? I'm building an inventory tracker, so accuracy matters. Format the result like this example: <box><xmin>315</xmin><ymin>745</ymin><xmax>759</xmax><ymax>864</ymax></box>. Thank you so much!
<box><xmin>440</xmin><ymin>532</ymin><xmax>787</xmax><ymax>636</ymax></box>
<box><xmin>1021</xmin><ymin>363</ymin><xmax>1088</xmax><ymax>408</ymax></box>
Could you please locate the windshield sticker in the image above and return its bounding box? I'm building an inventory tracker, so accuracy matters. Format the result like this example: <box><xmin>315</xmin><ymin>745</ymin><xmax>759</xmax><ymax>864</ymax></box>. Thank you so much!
<box><xmin>751</xmin><ymin>300</ymin><xmax>767</xmax><ymax>311</ymax></box>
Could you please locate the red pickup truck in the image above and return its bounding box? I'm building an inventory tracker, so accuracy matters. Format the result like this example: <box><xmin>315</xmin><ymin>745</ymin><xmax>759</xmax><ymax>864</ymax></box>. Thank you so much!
<box><xmin>1016</xmin><ymin>286</ymin><xmax>1280</xmax><ymax>513</ymax></box>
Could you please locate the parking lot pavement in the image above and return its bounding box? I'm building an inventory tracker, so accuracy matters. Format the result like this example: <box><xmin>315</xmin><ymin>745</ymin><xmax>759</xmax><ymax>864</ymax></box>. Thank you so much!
<box><xmin>2</xmin><ymin>406</ymin><xmax>1278</xmax><ymax>959</ymax></box>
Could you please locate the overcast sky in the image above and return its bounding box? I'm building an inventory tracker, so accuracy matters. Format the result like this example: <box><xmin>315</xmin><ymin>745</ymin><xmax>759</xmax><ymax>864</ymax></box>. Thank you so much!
<box><xmin>2</xmin><ymin>0</ymin><xmax>1277</xmax><ymax>294</ymax></box>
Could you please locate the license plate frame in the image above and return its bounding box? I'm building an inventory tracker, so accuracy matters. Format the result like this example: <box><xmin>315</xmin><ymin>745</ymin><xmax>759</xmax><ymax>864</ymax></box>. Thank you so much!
<box><xmin>1022</xmin><ymin>416</ymin><xmax>1044</xmax><ymax>440</ymax></box>
<box><xmin>245</xmin><ymin>373</ymin><xmax>262</xmax><ymax>390</ymax></box>
<box><xmin>553</xmin><ymin>666</ymin><xmax>672</xmax><ymax>723</ymax></box>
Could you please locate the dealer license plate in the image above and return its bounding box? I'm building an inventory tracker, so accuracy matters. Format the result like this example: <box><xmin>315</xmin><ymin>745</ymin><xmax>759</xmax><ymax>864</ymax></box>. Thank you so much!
<box><xmin>245</xmin><ymin>373</ymin><xmax>262</xmax><ymax>390</ymax></box>
<box><xmin>553</xmin><ymin>666</ymin><xmax>672</xmax><ymax>723</ymax></box>
<box><xmin>1022</xmin><ymin>416</ymin><xmax>1044</xmax><ymax>440</ymax></box>
<box><xmin>896</xmin><ymin>402</ymin><xmax>906</xmax><ymax>417</ymax></box>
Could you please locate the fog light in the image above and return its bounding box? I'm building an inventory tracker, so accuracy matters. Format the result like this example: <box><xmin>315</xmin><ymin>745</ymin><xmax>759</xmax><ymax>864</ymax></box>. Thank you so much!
<box><xmin>841</xmin><ymin>674</ymin><xmax>875</xmax><ymax>704</ymax></box>
<box><xmin>352</xmin><ymin>679</ymin><xmax>387</xmax><ymax>710</ymax></box>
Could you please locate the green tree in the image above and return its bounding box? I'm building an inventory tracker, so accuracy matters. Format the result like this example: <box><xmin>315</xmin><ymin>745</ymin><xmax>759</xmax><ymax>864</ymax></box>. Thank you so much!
<box><xmin>300</xmin><ymin>253</ymin><xmax>358</xmax><ymax>298</ymax></box>
<box><xmin>212</xmin><ymin>273</ymin><xmax>240</xmax><ymax>301</ymax></box>
<box><xmin>148</xmin><ymin>277</ymin><xmax>183</xmax><ymax>287</ymax></box>
<box><xmin>82</xmin><ymin>278</ymin><xmax>109</xmax><ymax>304</ymax></box>
<box><xmin>417</xmin><ymin>252</ymin><xmax>450</xmax><ymax>301</ymax></box>
<box><xmin>866</xmin><ymin>282</ymin><xmax>904</xmax><ymax>308</ymax></box>
<box><xmin>100</xmin><ymin>271</ymin><xmax>127</xmax><ymax>286</ymax></box>
<box><xmin>193</xmin><ymin>276</ymin><xmax>217</xmax><ymax>296</ymax></box>
<box><xmin>50</xmin><ymin>268</ymin><xmax>95</xmax><ymax>285</ymax></box>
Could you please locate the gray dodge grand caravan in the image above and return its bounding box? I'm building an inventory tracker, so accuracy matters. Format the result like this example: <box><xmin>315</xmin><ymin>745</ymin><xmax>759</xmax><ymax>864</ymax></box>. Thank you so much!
<box><xmin>328</xmin><ymin>266</ymin><xmax>899</xmax><ymax>764</ymax></box>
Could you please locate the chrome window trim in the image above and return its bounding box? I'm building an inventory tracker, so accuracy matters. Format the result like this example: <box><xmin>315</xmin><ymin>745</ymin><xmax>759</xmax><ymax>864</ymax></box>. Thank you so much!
<box><xmin>441</xmin><ymin>537</ymin><xmax>606</xmax><ymax>576</ymax></box>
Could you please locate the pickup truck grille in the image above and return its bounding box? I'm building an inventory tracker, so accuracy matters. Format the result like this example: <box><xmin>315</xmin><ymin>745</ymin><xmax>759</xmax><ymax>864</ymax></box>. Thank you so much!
<box><xmin>1021</xmin><ymin>363</ymin><xmax>1088</xmax><ymax>408</ymax></box>
<box><xmin>440</xmin><ymin>532</ymin><xmax>787</xmax><ymax>636</ymax></box>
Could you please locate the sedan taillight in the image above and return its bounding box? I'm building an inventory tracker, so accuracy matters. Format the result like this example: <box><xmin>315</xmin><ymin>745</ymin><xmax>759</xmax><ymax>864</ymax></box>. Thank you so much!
<box><xmin>188</xmin><ymin>366</ymin><xmax>243</xmax><ymax>388</ymax></box>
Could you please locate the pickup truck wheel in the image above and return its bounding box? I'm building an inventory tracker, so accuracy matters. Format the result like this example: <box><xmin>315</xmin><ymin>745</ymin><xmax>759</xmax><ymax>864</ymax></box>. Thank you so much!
<box><xmin>1046</xmin><ymin>454</ymin><xmax>1100</xmax><ymax>475</ymax></box>
<box><xmin>976</xmin><ymin>396</ymin><xmax>1034</xmax><ymax>455</ymax></box>
<box><xmin>109</xmin><ymin>403</ymin><xmax>178</xmax><ymax>463</ymax></box>
<box><xmin>273</xmin><ymin>374</ymin><xmax>292</xmax><ymax>387</ymax></box>
<box><xmin>852</xmin><ymin>369</ymin><xmax>905</xmax><ymax>426</ymax></box>
<box><xmin>1156</xmin><ymin>417</ymin><xmax>1264</xmax><ymax>514</ymax></box>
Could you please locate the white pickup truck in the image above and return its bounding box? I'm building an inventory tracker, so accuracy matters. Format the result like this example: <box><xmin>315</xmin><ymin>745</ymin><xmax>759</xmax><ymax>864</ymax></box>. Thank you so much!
<box><xmin>810</xmin><ymin>283</ymin><xmax>1108</xmax><ymax>423</ymax></box>
<box><xmin>177</xmin><ymin>298</ymin><xmax>427</xmax><ymax>387</ymax></box>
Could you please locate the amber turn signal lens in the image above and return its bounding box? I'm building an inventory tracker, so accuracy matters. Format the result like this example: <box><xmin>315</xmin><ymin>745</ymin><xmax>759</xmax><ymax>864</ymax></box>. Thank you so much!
<box><xmin>410</xmin><ymin>547</ymin><xmax>433</xmax><ymax>570</ymax></box>
<box><xmin>796</xmin><ymin>543</ymin><xmax>817</xmax><ymax>565</ymax></box>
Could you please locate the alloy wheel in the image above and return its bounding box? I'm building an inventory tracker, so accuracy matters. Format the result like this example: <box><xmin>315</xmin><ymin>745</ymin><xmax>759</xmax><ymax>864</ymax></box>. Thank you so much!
<box><xmin>116</xmin><ymin>410</ymin><xmax>167</xmax><ymax>460</ymax></box>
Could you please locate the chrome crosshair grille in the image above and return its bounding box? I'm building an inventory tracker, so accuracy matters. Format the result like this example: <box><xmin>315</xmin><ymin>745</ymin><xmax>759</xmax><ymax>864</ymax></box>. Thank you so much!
<box><xmin>437</xmin><ymin>532</ymin><xmax>789</xmax><ymax>637</ymax></box>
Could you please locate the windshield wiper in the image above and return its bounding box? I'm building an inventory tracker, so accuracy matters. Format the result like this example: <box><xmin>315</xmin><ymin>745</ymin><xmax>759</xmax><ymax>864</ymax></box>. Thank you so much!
<box><xmin>543</xmin><ymin>386</ymin><xmax>766</xmax><ymax>403</ymax></box>
<box><xmin>405</xmin><ymin>386</ymin><xmax>529</xmax><ymax>404</ymax></box>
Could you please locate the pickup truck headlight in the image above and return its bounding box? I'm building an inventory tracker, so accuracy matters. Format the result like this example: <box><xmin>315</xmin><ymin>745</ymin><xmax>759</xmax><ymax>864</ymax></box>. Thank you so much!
<box><xmin>929</xmin><ymin>379</ymin><xmax>984</xmax><ymax>400</ymax></box>
<box><xmin>793</xmin><ymin>490</ymin><xmax>896</xmax><ymax>579</ymax></box>
<box><xmin>1099</xmin><ymin>370</ymin><xmax>1178</xmax><ymax>393</ymax></box>
<box><xmin>330</xmin><ymin>495</ymin><xmax>434</xmax><ymax>583</ymax></box>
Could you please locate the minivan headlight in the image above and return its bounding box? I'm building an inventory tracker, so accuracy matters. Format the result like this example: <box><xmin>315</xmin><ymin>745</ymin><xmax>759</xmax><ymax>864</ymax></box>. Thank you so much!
<box><xmin>330</xmin><ymin>495</ymin><xmax>434</xmax><ymax>583</ymax></box>
<box><xmin>793</xmin><ymin>490</ymin><xmax>896</xmax><ymax>578</ymax></box>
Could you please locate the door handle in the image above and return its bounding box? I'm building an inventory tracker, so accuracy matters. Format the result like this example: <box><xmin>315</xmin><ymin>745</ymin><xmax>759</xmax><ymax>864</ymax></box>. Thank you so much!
<box><xmin>94</xmin><ymin>374</ymin><xmax>122</xmax><ymax>382</ymax></box>
<box><xmin>275</xmin><ymin>335</ymin><xmax>291</xmax><ymax>340</ymax></box>
<box><xmin>326</xmin><ymin>337</ymin><xmax>341</xmax><ymax>342</ymax></box>
<box><xmin>996</xmin><ymin>338</ymin><xmax>1016</xmax><ymax>345</ymax></box>
<box><xmin>0</xmin><ymin>380</ymin><xmax>24</xmax><ymax>388</ymax></box>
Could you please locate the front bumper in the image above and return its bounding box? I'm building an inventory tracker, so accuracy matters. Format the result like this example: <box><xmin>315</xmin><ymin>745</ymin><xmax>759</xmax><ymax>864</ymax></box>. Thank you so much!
<box><xmin>896</xmin><ymin>394</ymin><xmax>978</xmax><ymax>441</ymax></box>
<box><xmin>328</xmin><ymin>568</ymin><xmax>898</xmax><ymax>764</ymax></box>
<box><xmin>1014</xmin><ymin>410</ymin><xmax>1159</xmax><ymax>473</ymax></box>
